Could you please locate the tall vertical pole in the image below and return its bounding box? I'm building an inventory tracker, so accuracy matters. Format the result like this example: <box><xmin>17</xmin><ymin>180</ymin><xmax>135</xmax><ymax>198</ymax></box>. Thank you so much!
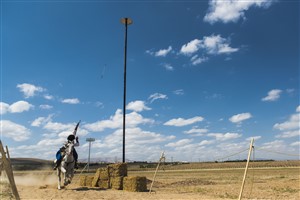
<box><xmin>121</xmin><ymin>17</ymin><xmax>132</xmax><ymax>163</ymax></box>
<box><xmin>238</xmin><ymin>138</ymin><xmax>254</xmax><ymax>200</ymax></box>
<box><xmin>88</xmin><ymin>141</ymin><xmax>91</xmax><ymax>172</ymax></box>
<box><xmin>86</xmin><ymin>138</ymin><xmax>95</xmax><ymax>172</ymax></box>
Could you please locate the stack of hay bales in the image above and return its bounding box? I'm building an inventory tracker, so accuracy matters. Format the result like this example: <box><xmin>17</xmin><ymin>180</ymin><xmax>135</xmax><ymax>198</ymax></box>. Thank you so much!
<box><xmin>108</xmin><ymin>163</ymin><xmax>127</xmax><ymax>190</ymax></box>
<box><xmin>78</xmin><ymin>163</ymin><xmax>147</xmax><ymax>192</ymax></box>
<box><xmin>97</xmin><ymin>167</ymin><xmax>110</xmax><ymax>189</ymax></box>
<box><xmin>123</xmin><ymin>176</ymin><xmax>147</xmax><ymax>192</ymax></box>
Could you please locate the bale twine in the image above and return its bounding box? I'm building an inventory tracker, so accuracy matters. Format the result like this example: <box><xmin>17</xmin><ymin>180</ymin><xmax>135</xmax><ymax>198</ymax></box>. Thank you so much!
<box><xmin>108</xmin><ymin>163</ymin><xmax>127</xmax><ymax>177</ymax></box>
<box><xmin>110</xmin><ymin>176</ymin><xmax>124</xmax><ymax>190</ymax></box>
<box><xmin>123</xmin><ymin>176</ymin><xmax>147</xmax><ymax>192</ymax></box>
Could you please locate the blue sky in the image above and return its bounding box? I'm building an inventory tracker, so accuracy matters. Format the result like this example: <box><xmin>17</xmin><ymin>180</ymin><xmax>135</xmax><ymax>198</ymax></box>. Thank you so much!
<box><xmin>1</xmin><ymin>0</ymin><xmax>299</xmax><ymax>162</ymax></box>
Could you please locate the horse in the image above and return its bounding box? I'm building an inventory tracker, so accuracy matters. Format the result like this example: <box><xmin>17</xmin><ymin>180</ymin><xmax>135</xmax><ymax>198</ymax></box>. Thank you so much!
<box><xmin>57</xmin><ymin>143</ymin><xmax>75</xmax><ymax>190</ymax></box>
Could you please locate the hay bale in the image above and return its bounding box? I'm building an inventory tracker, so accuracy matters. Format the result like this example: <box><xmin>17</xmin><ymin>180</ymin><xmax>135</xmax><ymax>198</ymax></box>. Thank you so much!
<box><xmin>108</xmin><ymin>163</ymin><xmax>127</xmax><ymax>177</ymax></box>
<box><xmin>85</xmin><ymin>176</ymin><xmax>94</xmax><ymax>187</ymax></box>
<box><xmin>110</xmin><ymin>176</ymin><xmax>123</xmax><ymax>190</ymax></box>
<box><xmin>98</xmin><ymin>179</ymin><xmax>110</xmax><ymax>189</ymax></box>
<box><xmin>123</xmin><ymin>176</ymin><xmax>147</xmax><ymax>192</ymax></box>
<box><xmin>79</xmin><ymin>175</ymin><xmax>86</xmax><ymax>186</ymax></box>
<box><xmin>92</xmin><ymin>168</ymin><xmax>101</xmax><ymax>187</ymax></box>
<box><xmin>99</xmin><ymin>167</ymin><xmax>109</xmax><ymax>180</ymax></box>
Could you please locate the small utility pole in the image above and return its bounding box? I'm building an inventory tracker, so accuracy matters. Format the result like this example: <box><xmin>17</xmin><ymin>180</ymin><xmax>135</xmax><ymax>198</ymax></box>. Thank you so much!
<box><xmin>239</xmin><ymin>138</ymin><xmax>254</xmax><ymax>200</ymax></box>
<box><xmin>86</xmin><ymin>138</ymin><xmax>95</xmax><ymax>172</ymax></box>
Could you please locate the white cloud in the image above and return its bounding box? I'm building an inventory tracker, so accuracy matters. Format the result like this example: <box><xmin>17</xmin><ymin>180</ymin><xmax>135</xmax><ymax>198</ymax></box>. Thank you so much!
<box><xmin>202</xmin><ymin>35</ymin><xmax>239</xmax><ymax>55</ymax></box>
<box><xmin>262</xmin><ymin>89</ymin><xmax>282</xmax><ymax>101</ymax></box>
<box><xmin>165</xmin><ymin>139</ymin><xmax>193</xmax><ymax>148</ymax></box>
<box><xmin>61</xmin><ymin>98</ymin><xmax>80</xmax><ymax>104</ymax></box>
<box><xmin>274</xmin><ymin>114</ymin><xmax>299</xmax><ymax>131</ymax></box>
<box><xmin>44</xmin><ymin>94</ymin><xmax>54</xmax><ymax>100</ymax></box>
<box><xmin>184</xmin><ymin>128</ymin><xmax>209</xmax><ymax>134</ymax></box>
<box><xmin>9</xmin><ymin>101</ymin><xmax>34</xmax><ymax>113</ymax></box>
<box><xmin>191</xmin><ymin>55</ymin><xmax>208</xmax><ymax>65</ymax></box>
<box><xmin>275</xmin><ymin>130</ymin><xmax>300</xmax><ymax>138</ymax></box>
<box><xmin>229</xmin><ymin>112</ymin><xmax>252</xmax><ymax>124</ymax></box>
<box><xmin>204</xmin><ymin>0</ymin><xmax>274</xmax><ymax>24</ymax></box>
<box><xmin>155</xmin><ymin>46</ymin><xmax>172</xmax><ymax>57</ymax></box>
<box><xmin>148</xmin><ymin>93</ymin><xmax>168</xmax><ymax>103</ymax></box>
<box><xmin>296</xmin><ymin>105</ymin><xmax>300</xmax><ymax>112</ymax></box>
<box><xmin>0</xmin><ymin>120</ymin><xmax>31</xmax><ymax>141</ymax></box>
<box><xmin>180</xmin><ymin>35</ymin><xmax>238</xmax><ymax>59</ymax></box>
<box><xmin>83</xmin><ymin>109</ymin><xmax>154</xmax><ymax>132</ymax></box>
<box><xmin>180</xmin><ymin>39</ymin><xmax>202</xmax><ymax>55</ymax></box>
<box><xmin>199</xmin><ymin>140</ymin><xmax>214</xmax><ymax>146</ymax></box>
<box><xmin>173</xmin><ymin>89</ymin><xmax>184</xmax><ymax>95</ymax></box>
<box><xmin>207</xmin><ymin>132</ymin><xmax>241</xmax><ymax>141</ymax></box>
<box><xmin>17</xmin><ymin>83</ymin><xmax>45</xmax><ymax>98</ymax></box>
<box><xmin>162</xmin><ymin>63</ymin><xmax>174</xmax><ymax>71</ymax></box>
<box><xmin>127</xmin><ymin>100</ymin><xmax>151</xmax><ymax>112</ymax></box>
<box><xmin>39</xmin><ymin>104</ymin><xmax>53</xmax><ymax>110</ymax></box>
<box><xmin>290</xmin><ymin>141</ymin><xmax>300</xmax><ymax>146</ymax></box>
<box><xmin>0</xmin><ymin>102</ymin><xmax>10</xmax><ymax>115</ymax></box>
<box><xmin>31</xmin><ymin>115</ymin><xmax>53</xmax><ymax>127</ymax></box>
<box><xmin>164</xmin><ymin>116</ymin><xmax>204</xmax><ymax>127</ymax></box>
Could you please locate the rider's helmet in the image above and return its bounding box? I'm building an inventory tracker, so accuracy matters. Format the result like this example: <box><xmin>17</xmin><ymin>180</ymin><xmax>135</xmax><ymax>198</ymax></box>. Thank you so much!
<box><xmin>67</xmin><ymin>134</ymin><xmax>75</xmax><ymax>142</ymax></box>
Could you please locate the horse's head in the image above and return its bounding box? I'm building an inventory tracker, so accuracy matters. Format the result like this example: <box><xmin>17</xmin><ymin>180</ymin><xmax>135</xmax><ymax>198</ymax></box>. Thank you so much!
<box><xmin>63</xmin><ymin>143</ymin><xmax>74</xmax><ymax>163</ymax></box>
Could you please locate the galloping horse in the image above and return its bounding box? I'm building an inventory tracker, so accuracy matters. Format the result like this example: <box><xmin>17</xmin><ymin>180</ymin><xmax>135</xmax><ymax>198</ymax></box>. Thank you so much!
<box><xmin>57</xmin><ymin>143</ymin><xmax>75</xmax><ymax>190</ymax></box>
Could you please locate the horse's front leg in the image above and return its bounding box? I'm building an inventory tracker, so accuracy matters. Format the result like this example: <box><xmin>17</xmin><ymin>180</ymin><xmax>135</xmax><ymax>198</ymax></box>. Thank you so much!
<box><xmin>57</xmin><ymin>169</ymin><xmax>61</xmax><ymax>190</ymax></box>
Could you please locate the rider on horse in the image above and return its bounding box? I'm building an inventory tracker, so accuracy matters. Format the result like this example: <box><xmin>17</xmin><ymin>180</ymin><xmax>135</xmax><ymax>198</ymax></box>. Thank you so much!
<box><xmin>54</xmin><ymin>134</ymin><xmax>80</xmax><ymax>170</ymax></box>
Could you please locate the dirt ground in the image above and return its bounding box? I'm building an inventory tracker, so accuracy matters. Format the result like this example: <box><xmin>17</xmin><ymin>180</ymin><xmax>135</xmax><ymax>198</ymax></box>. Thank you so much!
<box><xmin>1</xmin><ymin>167</ymin><xmax>299</xmax><ymax>200</ymax></box>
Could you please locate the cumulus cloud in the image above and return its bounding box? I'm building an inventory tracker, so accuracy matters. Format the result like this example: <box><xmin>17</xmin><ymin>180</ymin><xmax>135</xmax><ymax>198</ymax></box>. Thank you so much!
<box><xmin>31</xmin><ymin>115</ymin><xmax>53</xmax><ymax>127</ymax></box>
<box><xmin>229</xmin><ymin>112</ymin><xmax>252</xmax><ymax>124</ymax></box>
<box><xmin>274</xmin><ymin>107</ymin><xmax>299</xmax><ymax>138</ymax></box>
<box><xmin>148</xmin><ymin>93</ymin><xmax>168</xmax><ymax>103</ymax></box>
<box><xmin>207</xmin><ymin>132</ymin><xmax>242</xmax><ymax>141</ymax></box>
<box><xmin>296</xmin><ymin>105</ymin><xmax>300</xmax><ymax>112</ymax></box>
<box><xmin>17</xmin><ymin>83</ymin><xmax>45</xmax><ymax>98</ymax></box>
<box><xmin>155</xmin><ymin>46</ymin><xmax>172</xmax><ymax>57</ymax></box>
<box><xmin>180</xmin><ymin>39</ymin><xmax>202</xmax><ymax>55</ymax></box>
<box><xmin>127</xmin><ymin>100</ymin><xmax>151</xmax><ymax>112</ymax></box>
<box><xmin>1</xmin><ymin>101</ymin><xmax>33</xmax><ymax>114</ymax></box>
<box><xmin>61</xmin><ymin>98</ymin><xmax>80</xmax><ymax>104</ymax></box>
<box><xmin>262</xmin><ymin>89</ymin><xmax>282</xmax><ymax>101</ymax></box>
<box><xmin>0</xmin><ymin>102</ymin><xmax>10</xmax><ymax>115</ymax></box>
<box><xmin>180</xmin><ymin>35</ymin><xmax>238</xmax><ymax>59</ymax></box>
<box><xmin>1</xmin><ymin>120</ymin><xmax>31</xmax><ymax>141</ymax></box>
<box><xmin>164</xmin><ymin>116</ymin><xmax>204</xmax><ymax>127</ymax></box>
<box><xmin>165</xmin><ymin>139</ymin><xmax>193</xmax><ymax>148</ymax></box>
<box><xmin>84</xmin><ymin>109</ymin><xmax>154</xmax><ymax>132</ymax></box>
<box><xmin>204</xmin><ymin>0</ymin><xmax>274</xmax><ymax>24</ymax></box>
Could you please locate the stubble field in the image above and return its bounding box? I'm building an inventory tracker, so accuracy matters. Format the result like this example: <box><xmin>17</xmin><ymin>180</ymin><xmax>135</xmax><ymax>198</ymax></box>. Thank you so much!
<box><xmin>1</xmin><ymin>161</ymin><xmax>299</xmax><ymax>200</ymax></box>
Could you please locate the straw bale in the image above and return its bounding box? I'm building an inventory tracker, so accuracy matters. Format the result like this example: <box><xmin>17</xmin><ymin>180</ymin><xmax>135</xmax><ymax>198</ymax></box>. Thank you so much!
<box><xmin>123</xmin><ymin>176</ymin><xmax>147</xmax><ymax>192</ymax></box>
<box><xmin>98</xmin><ymin>179</ymin><xmax>110</xmax><ymax>189</ymax></box>
<box><xmin>79</xmin><ymin>175</ymin><xmax>86</xmax><ymax>186</ymax></box>
<box><xmin>110</xmin><ymin>176</ymin><xmax>123</xmax><ymax>190</ymax></box>
<box><xmin>85</xmin><ymin>176</ymin><xmax>94</xmax><ymax>187</ymax></box>
<box><xmin>108</xmin><ymin>163</ymin><xmax>127</xmax><ymax>177</ymax></box>
<box><xmin>99</xmin><ymin>167</ymin><xmax>109</xmax><ymax>180</ymax></box>
<box><xmin>92</xmin><ymin>168</ymin><xmax>101</xmax><ymax>187</ymax></box>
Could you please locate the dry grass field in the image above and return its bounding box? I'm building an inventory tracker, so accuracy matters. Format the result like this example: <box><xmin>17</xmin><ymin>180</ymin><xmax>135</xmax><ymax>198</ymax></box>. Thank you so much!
<box><xmin>0</xmin><ymin>161</ymin><xmax>299</xmax><ymax>199</ymax></box>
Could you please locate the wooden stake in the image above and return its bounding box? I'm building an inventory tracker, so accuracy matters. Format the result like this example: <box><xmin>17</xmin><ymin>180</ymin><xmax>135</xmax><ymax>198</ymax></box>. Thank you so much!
<box><xmin>0</xmin><ymin>140</ymin><xmax>20</xmax><ymax>200</ymax></box>
<box><xmin>238</xmin><ymin>138</ymin><xmax>254</xmax><ymax>200</ymax></box>
<box><xmin>149</xmin><ymin>151</ymin><xmax>165</xmax><ymax>193</ymax></box>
